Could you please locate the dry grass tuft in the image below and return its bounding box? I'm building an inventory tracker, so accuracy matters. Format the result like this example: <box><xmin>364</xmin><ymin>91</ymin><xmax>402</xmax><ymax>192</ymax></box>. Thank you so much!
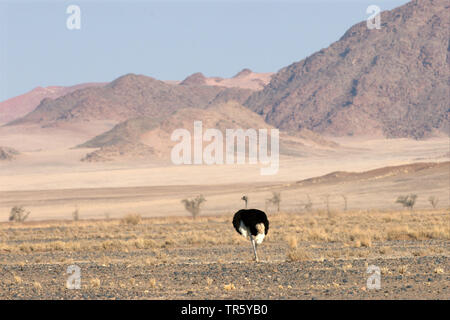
<box><xmin>434</xmin><ymin>267</ymin><xmax>444</xmax><ymax>274</ymax></box>
<box><xmin>223</xmin><ymin>283</ymin><xmax>236</xmax><ymax>291</ymax></box>
<box><xmin>381</xmin><ymin>267</ymin><xmax>391</xmax><ymax>275</ymax></box>
<box><xmin>286</xmin><ymin>247</ymin><xmax>311</xmax><ymax>262</ymax></box>
<box><xmin>90</xmin><ymin>278</ymin><xmax>101</xmax><ymax>288</ymax></box>
<box><xmin>398</xmin><ymin>265</ymin><xmax>408</xmax><ymax>274</ymax></box>
<box><xmin>33</xmin><ymin>282</ymin><xmax>42</xmax><ymax>291</ymax></box>
<box><xmin>121</xmin><ymin>214</ymin><xmax>142</xmax><ymax>225</ymax></box>
<box><xmin>149</xmin><ymin>278</ymin><xmax>157</xmax><ymax>288</ymax></box>
<box><xmin>379</xmin><ymin>246</ymin><xmax>393</xmax><ymax>255</ymax></box>
<box><xmin>286</xmin><ymin>235</ymin><xmax>298</xmax><ymax>250</ymax></box>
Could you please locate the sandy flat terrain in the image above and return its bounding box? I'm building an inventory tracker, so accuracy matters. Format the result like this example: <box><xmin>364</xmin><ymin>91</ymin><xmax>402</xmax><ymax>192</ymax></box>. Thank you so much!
<box><xmin>0</xmin><ymin>133</ymin><xmax>448</xmax><ymax>300</ymax></box>
<box><xmin>0</xmin><ymin>136</ymin><xmax>447</xmax><ymax>221</ymax></box>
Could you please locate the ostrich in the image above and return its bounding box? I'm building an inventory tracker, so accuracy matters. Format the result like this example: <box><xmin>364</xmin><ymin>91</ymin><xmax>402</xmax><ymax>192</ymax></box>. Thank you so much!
<box><xmin>232</xmin><ymin>209</ymin><xmax>269</xmax><ymax>262</ymax></box>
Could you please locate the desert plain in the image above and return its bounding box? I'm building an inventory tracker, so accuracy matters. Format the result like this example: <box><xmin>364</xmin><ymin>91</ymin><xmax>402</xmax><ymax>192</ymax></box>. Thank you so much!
<box><xmin>0</xmin><ymin>134</ymin><xmax>448</xmax><ymax>300</ymax></box>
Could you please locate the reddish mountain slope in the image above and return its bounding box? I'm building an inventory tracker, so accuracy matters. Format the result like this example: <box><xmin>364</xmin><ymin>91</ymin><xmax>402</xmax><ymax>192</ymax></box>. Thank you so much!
<box><xmin>9</xmin><ymin>74</ymin><xmax>225</xmax><ymax>127</ymax></box>
<box><xmin>0</xmin><ymin>83</ymin><xmax>103</xmax><ymax>125</ymax></box>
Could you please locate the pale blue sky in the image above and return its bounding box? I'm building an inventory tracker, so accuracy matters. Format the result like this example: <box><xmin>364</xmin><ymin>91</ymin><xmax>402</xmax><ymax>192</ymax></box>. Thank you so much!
<box><xmin>0</xmin><ymin>0</ymin><xmax>409</xmax><ymax>101</ymax></box>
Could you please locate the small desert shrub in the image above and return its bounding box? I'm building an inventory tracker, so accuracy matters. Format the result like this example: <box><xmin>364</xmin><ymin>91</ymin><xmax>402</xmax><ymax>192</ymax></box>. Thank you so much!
<box><xmin>121</xmin><ymin>213</ymin><xmax>142</xmax><ymax>225</ymax></box>
<box><xmin>323</xmin><ymin>194</ymin><xmax>331</xmax><ymax>217</ymax></box>
<box><xmin>33</xmin><ymin>282</ymin><xmax>42</xmax><ymax>291</ymax></box>
<box><xmin>412</xmin><ymin>249</ymin><xmax>427</xmax><ymax>257</ymax></box>
<box><xmin>381</xmin><ymin>267</ymin><xmax>391</xmax><ymax>275</ymax></box>
<box><xmin>434</xmin><ymin>267</ymin><xmax>444</xmax><ymax>274</ymax></box>
<box><xmin>149</xmin><ymin>278</ymin><xmax>157</xmax><ymax>288</ymax></box>
<box><xmin>266</xmin><ymin>192</ymin><xmax>281</xmax><ymax>212</ymax></box>
<box><xmin>303</xmin><ymin>194</ymin><xmax>313</xmax><ymax>212</ymax></box>
<box><xmin>306</xmin><ymin>227</ymin><xmax>330</xmax><ymax>242</ymax></box>
<box><xmin>133</xmin><ymin>238</ymin><xmax>158</xmax><ymax>249</ymax></box>
<box><xmin>428</xmin><ymin>196</ymin><xmax>439</xmax><ymax>209</ymax></box>
<box><xmin>342</xmin><ymin>264</ymin><xmax>352</xmax><ymax>272</ymax></box>
<box><xmin>395</xmin><ymin>194</ymin><xmax>417</xmax><ymax>211</ymax></box>
<box><xmin>223</xmin><ymin>283</ymin><xmax>236</xmax><ymax>291</ymax></box>
<box><xmin>286</xmin><ymin>238</ymin><xmax>310</xmax><ymax>262</ymax></box>
<box><xmin>90</xmin><ymin>278</ymin><xmax>101</xmax><ymax>288</ymax></box>
<box><xmin>286</xmin><ymin>235</ymin><xmax>298</xmax><ymax>250</ymax></box>
<box><xmin>72</xmin><ymin>207</ymin><xmax>80</xmax><ymax>221</ymax></box>
<box><xmin>181</xmin><ymin>195</ymin><xmax>206</xmax><ymax>219</ymax></box>
<box><xmin>398</xmin><ymin>265</ymin><xmax>408</xmax><ymax>274</ymax></box>
<box><xmin>341</xmin><ymin>194</ymin><xmax>348</xmax><ymax>211</ymax></box>
<box><xmin>14</xmin><ymin>275</ymin><xmax>22</xmax><ymax>284</ymax></box>
<box><xmin>359</xmin><ymin>236</ymin><xmax>372</xmax><ymax>248</ymax></box>
<box><xmin>349</xmin><ymin>227</ymin><xmax>372</xmax><ymax>247</ymax></box>
<box><xmin>9</xmin><ymin>206</ymin><xmax>30</xmax><ymax>222</ymax></box>
<box><xmin>387</xmin><ymin>226</ymin><xmax>413</xmax><ymax>240</ymax></box>
<box><xmin>287</xmin><ymin>248</ymin><xmax>311</xmax><ymax>261</ymax></box>
<box><xmin>47</xmin><ymin>241</ymin><xmax>66</xmax><ymax>251</ymax></box>
<box><xmin>379</xmin><ymin>246</ymin><xmax>393</xmax><ymax>255</ymax></box>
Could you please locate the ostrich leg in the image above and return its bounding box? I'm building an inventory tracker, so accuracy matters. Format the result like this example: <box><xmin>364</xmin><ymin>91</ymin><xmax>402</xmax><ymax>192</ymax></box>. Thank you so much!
<box><xmin>249</xmin><ymin>235</ymin><xmax>259</xmax><ymax>262</ymax></box>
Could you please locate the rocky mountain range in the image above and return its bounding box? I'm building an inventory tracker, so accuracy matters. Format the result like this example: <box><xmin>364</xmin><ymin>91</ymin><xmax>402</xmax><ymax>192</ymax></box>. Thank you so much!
<box><xmin>245</xmin><ymin>0</ymin><xmax>449</xmax><ymax>139</ymax></box>
<box><xmin>9</xmin><ymin>74</ymin><xmax>226</xmax><ymax>127</ymax></box>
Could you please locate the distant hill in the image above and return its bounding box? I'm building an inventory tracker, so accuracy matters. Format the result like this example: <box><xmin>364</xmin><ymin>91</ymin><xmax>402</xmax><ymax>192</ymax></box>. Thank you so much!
<box><xmin>79</xmin><ymin>101</ymin><xmax>338</xmax><ymax>162</ymax></box>
<box><xmin>8</xmin><ymin>74</ymin><xmax>225</xmax><ymax>127</ymax></box>
<box><xmin>0</xmin><ymin>83</ymin><xmax>103</xmax><ymax>125</ymax></box>
<box><xmin>180</xmin><ymin>69</ymin><xmax>274</xmax><ymax>90</ymax></box>
<box><xmin>296</xmin><ymin>161</ymin><xmax>449</xmax><ymax>186</ymax></box>
<box><xmin>245</xmin><ymin>0</ymin><xmax>449</xmax><ymax>139</ymax></box>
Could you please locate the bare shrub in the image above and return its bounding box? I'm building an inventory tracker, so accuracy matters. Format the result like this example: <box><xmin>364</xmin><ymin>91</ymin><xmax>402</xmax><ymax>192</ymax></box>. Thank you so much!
<box><xmin>341</xmin><ymin>194</ymin><xmax>348</xmax><ymax>211</ymax></box>
<box><xmin>266</xmin><ymin>192</ymin><xmax>281</xmax><ymax>212</ymax></box>
<box><xmin>149</xmin><ymin>278</ymin><xmax>157</xmax><ymax>288</ymax></box>
<box><xmin>181</xmin><ymin>195</ymin><xmax>206</xmax><ymax>219</ymax></box>
<box><xmin>428</xmin><ymin>196</ymin><xmax>439</xmax><ymax>209</ymax></box>
<box><xmin>396</xmin><ymin>194</ymin><xmax>417</xmax><ymax>211</ymax></box>
<box><xmin>72</xmin><ymin>206</ymin><xmax>80</xmax><ymax>221</ymax></box>
<box><xmin>322</xmin><ymin>194</ymin><xmax>333</xmax><ymax>218</ymax></box>
<box><xmin>9</xmin><ymin>206</ymin><xmax>30</xmax><ymax>222</ymax></box>
<box><xmin>303</xmin><ymin>194</ymin><xmax>313</xmax><ymax>212</ymax></box>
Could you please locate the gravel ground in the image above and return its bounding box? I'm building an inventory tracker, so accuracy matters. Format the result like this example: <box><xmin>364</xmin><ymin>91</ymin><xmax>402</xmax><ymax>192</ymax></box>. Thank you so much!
<box><xmin>0</xmin><ymin>212</ymin><xmax>448</xmax><ymax>299</ymax></box>
<box><xmin>0</xmin><ymin>243</ymin><xmax>448</xmax><ymax>299</ymax></box>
